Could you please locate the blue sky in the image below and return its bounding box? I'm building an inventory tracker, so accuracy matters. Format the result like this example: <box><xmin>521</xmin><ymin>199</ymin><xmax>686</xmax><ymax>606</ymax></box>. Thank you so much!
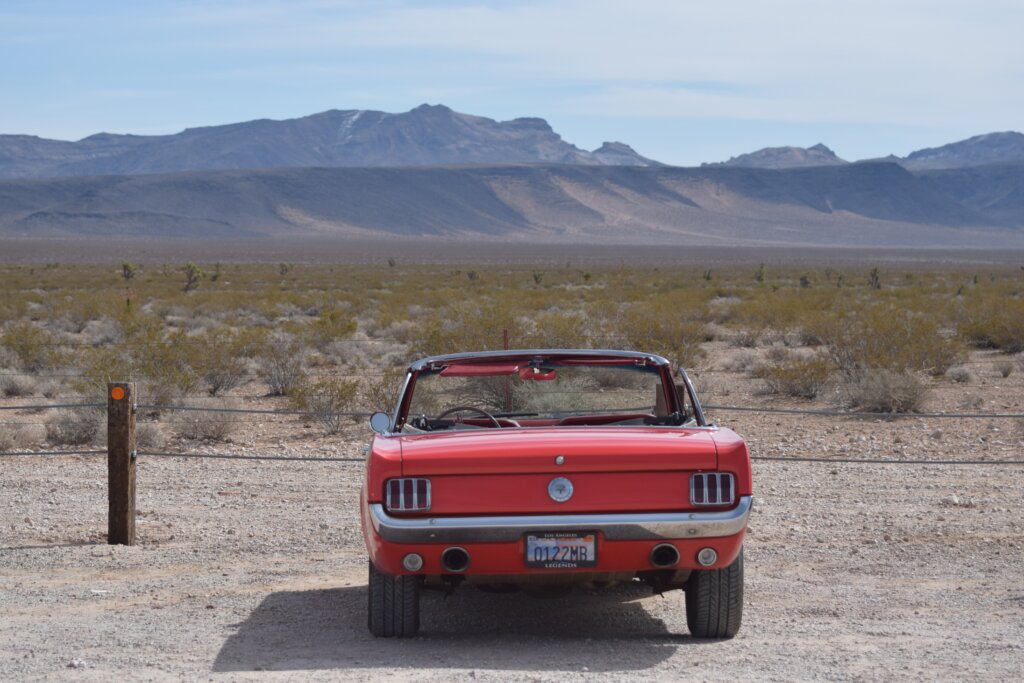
<box><xmin>1</xmin><ymin>0</ymin><xmax>1021</xmax><ymax>166</ymax></box>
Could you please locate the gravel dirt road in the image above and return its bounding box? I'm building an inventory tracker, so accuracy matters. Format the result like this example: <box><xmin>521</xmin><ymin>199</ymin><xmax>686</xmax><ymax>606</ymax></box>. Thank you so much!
<box><xmin>2</xmin><ymin>353</ymin><xmax>1023</xmax><ymax>681</ymax></box>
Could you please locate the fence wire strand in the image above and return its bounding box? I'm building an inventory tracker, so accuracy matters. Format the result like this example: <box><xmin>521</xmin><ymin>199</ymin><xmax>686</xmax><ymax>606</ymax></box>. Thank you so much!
<box><xmin>0</xmin><ymin>402</ymin><xmax>105</xmax><ymax>411</ymax></box>
<box><xmin>135</xmin><ymin>403</ymin><xmax>372</xmax><ymax>418</ymax></box>
<box><xmin>0</xmin><ymin>450</ymin><xmax>105</xmax><ymax>457</ymax></box>
<box><xmin>704</xmin><ymin>404</ymin><xmax>1024</xmax><ymax>419</ymax></box>
<box><xmin>137</xmin><ymin>450</ymin><xmax>363</xmax><ymax>463</ymax></box>
<box><xmin>750</xmin><ymin>455</ymin><xmax>1024</xmax><ymax>465</ymax></box>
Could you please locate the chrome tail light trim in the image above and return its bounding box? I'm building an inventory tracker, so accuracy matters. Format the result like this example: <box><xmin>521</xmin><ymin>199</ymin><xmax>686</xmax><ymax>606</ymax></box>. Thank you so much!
<box><xmin>690</xmin><ymin>472</ymin><xmax>736</xmax><ymax>506</ymax></box>
<box><xmin>385</xmin><ymin>478</ymin><xmax>432</xmax><ymax>512</ymax></box>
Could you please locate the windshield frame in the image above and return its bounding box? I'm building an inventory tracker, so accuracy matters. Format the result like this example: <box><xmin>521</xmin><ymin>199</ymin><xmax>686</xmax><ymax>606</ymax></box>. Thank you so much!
<box><xmin>389</xmin><ymin>350</ymin><xmax>705</xmax><ymax>432</ymax></box>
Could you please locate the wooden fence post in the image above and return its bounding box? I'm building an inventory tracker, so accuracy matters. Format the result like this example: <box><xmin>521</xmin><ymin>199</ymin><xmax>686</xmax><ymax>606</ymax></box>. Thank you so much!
<box><xmin>107</xmin><ymin>382</ymin><xmax>136</xmax><ymax>545</ymax></box>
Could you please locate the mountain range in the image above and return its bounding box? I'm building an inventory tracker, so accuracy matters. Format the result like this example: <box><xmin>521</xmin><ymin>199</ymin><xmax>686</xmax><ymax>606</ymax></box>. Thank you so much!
<box><xmin>0</xmin><ymin>104</ymin><xmax>657</xmax><ymax>179</ymax></box>
<box><xmin>0</xmin><ymin>105</ymin><xmax>1022</xmax><ymax>247</ymax></box>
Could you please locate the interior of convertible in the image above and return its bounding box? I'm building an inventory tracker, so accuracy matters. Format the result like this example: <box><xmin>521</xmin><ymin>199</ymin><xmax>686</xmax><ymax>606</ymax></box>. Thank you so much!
<box><xmin>401</xmin><ymin>360</ymin><xmax>696</xmax><ymax>431</ymax></box>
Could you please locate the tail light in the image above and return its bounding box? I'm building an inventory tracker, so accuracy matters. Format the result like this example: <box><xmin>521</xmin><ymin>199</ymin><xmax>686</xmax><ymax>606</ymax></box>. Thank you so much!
<box><xmin>385</xmin><ymin>478</ymin><xmax>431</xmax><ymax>512</ymax></box>
<box><xmin>690</xmin><ymin>473</ymin><xmax>734</xmax><ymax>506</ymax></box>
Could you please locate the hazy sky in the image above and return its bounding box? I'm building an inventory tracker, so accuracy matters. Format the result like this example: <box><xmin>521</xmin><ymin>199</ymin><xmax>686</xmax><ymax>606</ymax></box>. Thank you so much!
<box><xmin>2</xmin><ymin>0</ymin><xmax>1021</xmax><ymax>166</ymax></box>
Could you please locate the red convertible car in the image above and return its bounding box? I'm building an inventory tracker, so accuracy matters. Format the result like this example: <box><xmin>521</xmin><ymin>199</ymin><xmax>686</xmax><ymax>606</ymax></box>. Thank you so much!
<box><xmin>361</xmin><ymin>349</ymin><xmax>752</xmax><ymax>638</ymax></box>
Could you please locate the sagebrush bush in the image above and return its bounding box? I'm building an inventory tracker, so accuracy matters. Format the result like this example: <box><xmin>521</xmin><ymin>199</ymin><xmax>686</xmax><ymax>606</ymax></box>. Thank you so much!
<box><xmin>45</xmin><ymin>409</ymin><xmax>101</xmax><ymax>446</ymax></box>
<box><xmin>362</xmin><ymin>367</ymin><xmax>406</xmax><ymax>412</ymax></box>
<box><xmin>290</xmin><ymin>378</ymin><xmax>360</xmax><ymax>434</ymax></box>
<box><xmin>945</xmin><ymin>366</ymin><xmax>975</xmax><ymax>384</ymax></box>
<box><xmin>957</xmin><ymin>299</ymin><xmax>1024</xmax><ymax>353</ymax></box>
<box><xmin>811</xmin><ymin>305</ymin><xmax>964</xmax><ymax>376</ymax></box>
<box><xmin>1</xmin><ymin>373</ymin><xmax>36</xmax><ymax>397</ymax></box>
<box><xmin>993</xmin><ymin>360</ymin><xmax>1014</xmax><ymax>378</ymax></box>
<box><xmin>844</xmin><ymin>370</ymin><xmax>929</xmax><ymax>413</ymax></box>
<box><xmin>258</xmin><ymin>337</ymin><xmax>306</xmax><ymax>396</ymax></box>
<box><xmin>1</xmin><ymin>321</ymin><xmax>62</xmax><ymax>371</ymax></box>
<box><xmin>135</xmin><ymin>422</ymin><xmax>166</xmax><ymax>449</ymax></box>
<box><xmin>305</xmin><ymin>308</ymin><xmax>357</xmax><ymax>351</ymax></box>
<box><xmin>173</xmin><ymin>401</ymin><xmax>240</xmax><ymax>441</ymax></box>
<box><xmin>0</xmin><ymin>425</ymin><xmax>19</xmax><ymax>451</ymax></box>
<box><xmin>756</xmin><ymin>354</ymin><xmax>835</xmax><ymax>399</ymax></box>
<box><xmin>410</xmin><ymin>301</ymin><xmax>526</xmax><ymax>357</ymax></box>
<box><xmin>192</xmin><ymin>329</ymin><xmax>255</xmax><ymax>395</ymax></box>
<box><xmin>958</xmin><ymin>393</ymin><xmax>984</xmax><ymax>410</ymax></box>
<box><xmin>719</xmin><ymin>350</ymin><xmax>759</xmax><ymax>373</ymax></box>
<box><xmin>619</xmin><ymin>306</ymin><xmax>706</xmax><ymax>369</ymax></box>
<box><xmin>729</xmin><ymin>328</ymin><xmax>763</xmax><ymax>349</ymax></box>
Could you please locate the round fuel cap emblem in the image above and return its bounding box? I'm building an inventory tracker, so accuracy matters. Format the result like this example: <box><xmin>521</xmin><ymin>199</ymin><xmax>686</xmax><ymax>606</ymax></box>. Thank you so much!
<box><xmin>548</xmin><ymin>477</ymin><xmax>573</xmax><ymax>503</ymax></box>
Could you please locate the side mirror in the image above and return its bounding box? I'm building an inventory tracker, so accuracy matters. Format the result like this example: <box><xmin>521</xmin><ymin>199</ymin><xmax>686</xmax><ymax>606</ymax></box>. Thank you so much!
<box><xmin>369</xmin><ymin>411</ymin><xmax>391</xmax><ymax>434</ymax></box>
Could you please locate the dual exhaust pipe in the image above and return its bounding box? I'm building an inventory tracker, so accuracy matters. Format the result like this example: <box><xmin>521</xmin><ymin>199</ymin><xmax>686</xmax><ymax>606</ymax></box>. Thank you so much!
<box><xmin>440</xmin><ymin>542</ymin><xmax>695</xmax><ymax>572</ymax></box>
<box><xmin>441</xmin><ymin>546</ymin><xmax>471</xmax><ymax>572</ymax></box>
<box><xmin>649</xmin><ymin>543</ymin><xmax>680</xmax><ymax>568</ymax></box>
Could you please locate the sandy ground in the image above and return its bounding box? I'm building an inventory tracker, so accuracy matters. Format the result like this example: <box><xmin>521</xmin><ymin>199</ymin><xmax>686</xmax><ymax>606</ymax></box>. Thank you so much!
<box><xmin>2</xmin><ymin>350</ymin><xmax>1024</xmax><ymax>681</ymax></box>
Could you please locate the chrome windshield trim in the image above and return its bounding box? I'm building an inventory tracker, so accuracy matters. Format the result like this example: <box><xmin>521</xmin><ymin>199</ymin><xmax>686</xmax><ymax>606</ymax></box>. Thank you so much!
<box><xmin>369</xmin><ymin>495</ymin><xmax>752</xmax><ymax>544</ymax></box>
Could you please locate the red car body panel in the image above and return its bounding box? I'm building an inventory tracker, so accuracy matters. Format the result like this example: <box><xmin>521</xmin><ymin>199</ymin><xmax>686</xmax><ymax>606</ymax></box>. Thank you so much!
<box><xmin>360</xmin><ymin>350</ymin><xmax>752</xmax><ymax>583</ymax></box>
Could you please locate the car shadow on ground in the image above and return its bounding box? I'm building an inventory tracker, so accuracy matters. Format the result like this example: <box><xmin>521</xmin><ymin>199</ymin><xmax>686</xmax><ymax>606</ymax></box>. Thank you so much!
<box><xmin>213</xmin><ymin>581</ymin><xmax>708</xmax><ymax>673</ymax></box>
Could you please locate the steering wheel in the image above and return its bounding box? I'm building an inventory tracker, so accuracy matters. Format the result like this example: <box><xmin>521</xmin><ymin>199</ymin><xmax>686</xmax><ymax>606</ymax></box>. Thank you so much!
<box><xmin>436</xmin><ymin>405</ymin><xmax>502</xmax><ymax>428</ymax></box>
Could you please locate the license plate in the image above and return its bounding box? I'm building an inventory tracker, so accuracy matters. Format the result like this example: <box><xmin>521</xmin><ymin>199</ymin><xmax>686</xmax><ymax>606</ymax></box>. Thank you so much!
<box><xmin>524</xmin><ymin>531</ymin><xmax>597</xmax><ymax>568</ymax></box>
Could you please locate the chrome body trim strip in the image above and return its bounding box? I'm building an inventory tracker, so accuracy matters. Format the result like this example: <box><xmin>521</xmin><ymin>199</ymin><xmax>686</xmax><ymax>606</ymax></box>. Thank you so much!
<box><xmin>369</xmin><ymin>495</ymin><xmax>752</xmax><ymax>544</ymax></box>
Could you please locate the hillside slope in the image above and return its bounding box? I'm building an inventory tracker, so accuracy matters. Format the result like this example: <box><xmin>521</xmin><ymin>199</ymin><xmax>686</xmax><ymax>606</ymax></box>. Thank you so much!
<box><xmin>1</xmin><ymin>163</ymin><xmax>1019</xmax><ymax>247</ymax></box>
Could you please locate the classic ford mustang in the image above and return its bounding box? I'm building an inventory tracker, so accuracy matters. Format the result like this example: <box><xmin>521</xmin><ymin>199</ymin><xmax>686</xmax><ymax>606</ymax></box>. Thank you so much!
<box><xmin>361</xmin><ymin>349</ymin><xmax>752</xmax><ymax>638</ymax></box>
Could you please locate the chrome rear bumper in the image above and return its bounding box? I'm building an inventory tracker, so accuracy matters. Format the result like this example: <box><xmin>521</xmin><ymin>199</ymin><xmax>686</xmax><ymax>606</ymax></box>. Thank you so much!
<box><xmin>368</xmin><ymin>495</ymin><xmax>752</xmax><ymax>544</ymax></box>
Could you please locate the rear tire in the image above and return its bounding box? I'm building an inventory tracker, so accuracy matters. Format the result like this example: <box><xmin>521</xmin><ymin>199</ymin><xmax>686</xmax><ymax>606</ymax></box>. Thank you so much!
<box><xmin>367</xmin><ymin>560</ymin><xmax>420</xmax><ymax>637</ymax></box>
<box><xmin>684</xmin><ymin>548</ymin><xmax>743</xmax><ymax>638</ymax></box>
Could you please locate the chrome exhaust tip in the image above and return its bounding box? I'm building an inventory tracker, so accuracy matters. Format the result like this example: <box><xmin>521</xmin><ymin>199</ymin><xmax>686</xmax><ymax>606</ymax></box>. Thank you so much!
<box><xmin>441</xmin><ymin>547</ymin><xmax>470</xmax><ymax>572</ymax></box>
<box><xmin>649</xmin><ymin>543</ymin><xmax>680</xmax><ymax>568</ymax></box>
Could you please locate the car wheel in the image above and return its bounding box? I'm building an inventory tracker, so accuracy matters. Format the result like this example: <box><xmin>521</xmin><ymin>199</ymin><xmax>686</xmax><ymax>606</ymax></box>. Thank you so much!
<box><xmin>367</xmin><ymin>560</ymin><xmax>420</xmax><ymax>638</ymax></box>
<box><xmin>684</xmin><ymin>548</ymin><xmax>743</xmax><ymax>638</ymax></box>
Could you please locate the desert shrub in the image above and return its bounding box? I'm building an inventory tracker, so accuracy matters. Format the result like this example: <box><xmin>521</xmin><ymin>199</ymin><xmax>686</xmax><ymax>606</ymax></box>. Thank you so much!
<box><xmin>290</xmin><ymin>378</ymin><xmax>360</xmax><ymax>434</ymax></box>
<box><xmin>958</xmin><ymin>393</ymin><xmax>984</xmax><ymax>410</ymax></box>
<box><xmin>993</xmin><ymin>360</ymin><xmax>1014</xmax><ymax>378</ymax></box>
<box><xmin>812</xmin><ymin>305</ymin><xmax>964</xmax><ymax>376</ymax></box>
<box><xmin>1</xmin><ymin>373</ymin><xmax>36</xmax><ymax>397</ymax></box>
<box><xmin>173</xmin><ymin>401</ymin><xmax>240</xmax><ymax>441</ymax></box>
<box><xmin>362</xmin><ymin>367</ymin><xmax>406</xmax><ymax>412</ymax></box>
<box><xmin>729</xmin><ymin>328</ymin><xmax>763</xmax><ymax>348</ymax></box>
<box><xmin>844</xmin><ymin>370</ymin><xmax>930</xmax><ymax>413</ymax></box>
<box><xmin>192</xmin><ymin>329</ymin><xmax>253</xmax><ymax>395</ymax></box>
<box><xmin>409</xmin><ymin>301</ymin><xmax>526</xmax><ymax>357</ymax></box>
<box><xmin>945</xmin><ymin>366</ymin><xmax>975</xmax><ymax>384</ymax></box>
<box><xmin>135</xmin><ymin>329</ymin><xmax>203</xmax><ymax>401</ymax></box>
<box><xmin>690</xmin><ymin>373</ymin><xmax>720</xmax><ymax>401</ymax></box>
<box><xmin>258</xmin><ymin>337</ymin><xmax>306</xmax><ymax>396</ymax></box>
<box><xmin>957</xmin><ymin>299</ymin><xmax>1024</xmax><ymax>353</ymax></box>
<box><xmin>45</xmin><ymin>408</ymin><xmax>101</xmax><ymax>446</ymax></box>
<box><xmin>619</xmin><ymin>306</ymin><xmax>707</xmax><ymax>369</ymax></box>
<box><xmin>1</xmin><ymin>321</ymin><xmax>62</xmax><ymax>371</ymax></box>
<box><xmin>135</xmin><ymin>422</ymin><xmax>166</xmax><ymax>449</ymax></box>
<box><xmin>719</xmin><ymin>350</ymin><xmax>759</xmax><ymax>373</ymax></box>
<box><xmin>36</xmin><ymin>378</ymin><xmax>62</xmax><ymax>399</ymax></box>
<box><xmin>71</xmin><ymin>315</ymin><xmax>204</xmax><ymax>406</ymax></box>
<box><xmin>305</xmin><ymin>307</ymin><xmax>357</xmax><ymax>351</ymax></box>
<box><xmin>523</xmin><ymin>311</ymin><xmax>593</xmax><ymax>348</ymax></box>
<box><xmin>0</xmin><ymin>425</ymin><xmax>20</xmax><ymax>451</ymax></box>
<box><xmin>756</xmin><ymin>354</ymin><xmax>835</xmax><ymax>399</ymax></box>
